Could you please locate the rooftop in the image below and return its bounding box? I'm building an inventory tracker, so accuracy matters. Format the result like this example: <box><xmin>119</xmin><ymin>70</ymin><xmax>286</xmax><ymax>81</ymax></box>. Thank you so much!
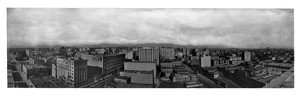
<box><xmin>30</xmin><ymin>76</ymin><xmax>72</xmax><ymax>88</ymax></box>
<box><xmin>114</xmin><ymin>75</ymin><xmax>131</xmax><ymax>80</ymax></box>
<box><xmin>264</xmin><ymin>63</ymin><xmax>294</xmax><ymax>68</ymax></box>
<box><xmin>250</xmin><ymin>73</ymin><xmax>280</xmax><ymax>83</ymax></box>
<box><xmin>24</xmin><ymin>64</ymin><xmax>48</xmax><ymax>69</ymax></box>
<box><xmin>113</xmin><ymin>83</ymin><xmax>154</xmax><ymax>88</ymax></box>
<box><xmin>123</xmin><ymin>70</ymin><xmax>154</xmax><ymax>74</ymax></box>
<box><xmin>263</xmin><ymin>67</ymin><xmax>294</xmax><ymax>88</ymax></box>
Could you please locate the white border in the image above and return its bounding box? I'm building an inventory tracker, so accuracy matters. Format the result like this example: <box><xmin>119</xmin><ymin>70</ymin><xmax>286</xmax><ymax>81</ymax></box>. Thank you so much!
<box><xmin>0</xmin><ymin>0</ymin><xmax>298</xmax><ymax>98</ymax></box>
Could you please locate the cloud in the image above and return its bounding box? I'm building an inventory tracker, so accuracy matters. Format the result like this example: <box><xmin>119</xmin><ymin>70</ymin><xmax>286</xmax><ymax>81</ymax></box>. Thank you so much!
<box><xmin>7</xmin><ymin>8</ymin><xmax>294</xmax><ymax>48</ymax></box>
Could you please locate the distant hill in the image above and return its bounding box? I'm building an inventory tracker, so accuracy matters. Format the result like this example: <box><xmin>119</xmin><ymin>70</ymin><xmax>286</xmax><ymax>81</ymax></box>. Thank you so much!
<box><xmin>7</xmin><ymin>43</ymin><xmax>293</xmax><ymax>49</ymax></box>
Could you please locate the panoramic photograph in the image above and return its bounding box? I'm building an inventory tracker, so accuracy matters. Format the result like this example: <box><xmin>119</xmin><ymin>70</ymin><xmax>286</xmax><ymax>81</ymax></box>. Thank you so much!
<box><xmin>7</xmin><ymin>8</ymin><xmax>294</xmax><ymax>88</ymax></box>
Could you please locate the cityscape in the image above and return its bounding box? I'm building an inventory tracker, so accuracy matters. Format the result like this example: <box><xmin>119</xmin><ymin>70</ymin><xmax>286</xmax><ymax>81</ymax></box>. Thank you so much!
<box><xmin>7</xmin><ymin>8</ymin><xmax>294</xmax><ymax>88</ymax></box>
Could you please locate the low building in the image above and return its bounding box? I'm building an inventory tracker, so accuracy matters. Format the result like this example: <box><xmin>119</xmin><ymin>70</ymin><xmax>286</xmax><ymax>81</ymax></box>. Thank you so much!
<box><xmin>173</xmin><ymin>73</ymin><xmax>198</xmax><ymax>82</ymax></box>
<box><xmin>184</xmin><ymin>80</ymin><xmax>204</xmax><ymax>88</ymax></box>
<box><xmin>263</xmin><ymin>67</ymin><xmax>294</xmax><ymax>88</ymax></box>
<box><xmin>124</xmin><ymin>62</ymin><xmax>156</xmax><ymax>79</ymax></box>
<box><xmin>114</xmin><ymin>76</ymin><xmax>131</xmax><ymax>83</ymax></box>
<box><xmin>29</xmin><ymin>76</ymin><xmax>72</xmax><ymax>88</ymax></box>
<box><xmin>161</xmin><ymin>61</ymin><xmax>182</xmax><ymax>68</ymax></box>
<box><xmin>120</xmin><ymin>70</ymin><xmax>154</xmax><ymax>84</ymax></box>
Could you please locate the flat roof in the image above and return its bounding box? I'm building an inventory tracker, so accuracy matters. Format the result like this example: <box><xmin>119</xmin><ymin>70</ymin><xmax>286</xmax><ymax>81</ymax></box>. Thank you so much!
<box><xmin>30</xmin><ymin>76</ymin><xmax>72</xmax><ymax>88</ymax></box>
<box><xmin>24</xmin><ymin>64</ymin><xmax>47</xmax><ymax>69</ymax></box>
<box><xmin>114</xmin><ymin>83</ymin><xmax>154</xmax><ymax>88</ymax></box>
<box><xmin>123</xmin><ymin>70</ymin><xmax>153</xmax><ymax>74</ymax></box>
<box><xmin>264</xmin><ymin>63</ymin><xmax>294</xmax><ymax>67</ymax></box>
<box><xmin>251</xmin><ymin>74</ymin><xmax>280</xmax><ymax>83</ymax></box>
<box><xmin>114</xmin><ymin>75</ymin><xmax>130</xmax><ymax>80</ymax></box>
<box><xmin>263</xmin><ymin>67</ymin><xmax>294</xmax><ymax>88</ymax></box>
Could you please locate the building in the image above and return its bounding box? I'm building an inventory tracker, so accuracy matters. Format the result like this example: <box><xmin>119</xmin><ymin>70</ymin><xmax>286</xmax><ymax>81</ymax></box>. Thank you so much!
<box><xmin>190</xmin><ymin>56</ymin><xmax>199</xmax><ymax>66</ymax></box>
<box><xmin>120</xmin><ymin>70</ymin><xmax>154</xmax><ymax>84</ymax></box>
<box><xmin>55</xmin><ymin>57</ymin><xmax>87</xmax><ymax>87</ymax></box>
<box><xmin>161</xmin><ymin>61</ymin><xmax>182</xmax><ymax>68</ymax></box>
<box><xmin>211</xmin><ymin>57</ymin><xmax>220</xmax><ymax>67</ymax></box>
<box><xmin>22</xmin><ymin>64</ymin><xmax>50</xmax><ymax>79</ymax></box>
<box><xmin>75</xmin><ymin>53</ymin><xmax>125</xmax><ymax>75</ymax></box>
<box><xmin>160</xmin><ymin>48</ymin><xmax>175</xmax><ymax>60</ymax></box>
<box><xmin>101</xmin><ymin>54</ymin><xmax>125</xmax><ymax>75</ymax></box>
<box><xmin>182</xmin><ymin>48</ymin><xmax>190</xmax><ymax>56</ymax></box>
<box><xmin>203</xmin><ymin>49</ymin><xmax>210</xmax><ymax>56</ymax></box>
<box><xmin>173</xmin><ymin>73</ymin><xmax>198</xmax><ymax>82</ymax></box>
<box><xmin>29</xmin><ymin>76</ymin><xmax>72</xmax><ymax>88</ymax></box>
<box><xmin>184</xmin><ymin>80</ymin><xmax>204</xmax><ymax>88</ymax></box>
<box><xmin>229</xmin><ymin>56</ymin><xmax>244</xmax><ymax>65</ymax></box>
<box><xmin>125</xmin><ymin>51</ymin><xmax>134</xmax><ymax>60</ymax></box>
<box><xmin>263</xmin><ymin>67</ymin><xmax>294</xmax><ymax>88</ymax></box>
<box><xmin>114</xmin><ymin>76</ymin><xmax>131</xmax><ymax>83</ymax></box>
<box><xmin>52</xmin><ymin>64</ymin><xmax>57</xmax><ymax>78</ymax></box>
<box><xmin>244</xmin><ymin>51</ymin><xmax>251</xmax><ymax>62</ymax></box>
<box><xmin>29</xmin><ymin>57</ymin><xmax>46</xmax><ymax>66</ymax></box>
<box><xmin>26</xmin><ymin>49</ymin><xmax>34</xmax><ymax>57</ymax></box>
<box><xmin>200</xmin><ymin>56</ymin><xmax>211</xmax><ymax>67</ymax></box>
<box><xmin>138</xmin><ymin>47</ymin><xmax>160</xmax><ymax>65</ymax></box>
<box><xmin>124</xmin><ymin>62</ymin><xmax>156</xmax><ymax>79</ymax></box>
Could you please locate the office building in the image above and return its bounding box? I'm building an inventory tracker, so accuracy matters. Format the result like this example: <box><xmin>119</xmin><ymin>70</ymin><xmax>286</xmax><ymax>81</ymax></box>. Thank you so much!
<box><xmin>200</xmin><ymin>56</ymin><xmax>211</xmax><ymax>67</ymax></box>
<box><xmin>244</xmin><ymin>51</ymin><xmax>251</xmax><ymax>62</ymax></box>
<box><xmin>138</xmin><ymin>47</ymin><xmax>160</xmax><ymax>65</ymax></box>
<box><xmin>125</xmin><ymin>51</ymin><xmax>134</xmax><ymax>60</ymax></box>
<box><xmin>102</xmin><ymin>54</ymin><xmax>125</xmax><ymax>75</ymax></box>
<box><xmin>182</xmin><ymin>48</ymin><xmax>189</xmax><ymax>56</ymax></box>
<box><xmin>26</xmin><ymin>49</ymin><xmax>34</xmax><ymax>57</ymax></box>
<box><xmin>160</xmin><ymin>48</ymin><xmax>175</xmax><ymax>60</ymax></box>
<box><xmin>55</xmin><ymin>57</ymin><xmax>88</xmax><ymax>87</ymax></box>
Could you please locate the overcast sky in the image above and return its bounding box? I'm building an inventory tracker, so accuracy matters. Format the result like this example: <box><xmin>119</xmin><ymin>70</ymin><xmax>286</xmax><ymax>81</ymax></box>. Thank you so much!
<box><xmin>7</xmin><ymin>8</ymin><xmax>294</xmax><ymax>48</ymax></box>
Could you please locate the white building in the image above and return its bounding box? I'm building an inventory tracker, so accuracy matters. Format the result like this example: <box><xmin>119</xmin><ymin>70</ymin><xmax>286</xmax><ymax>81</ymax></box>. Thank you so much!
<box><xmin>200</xmin><ymin>56</ymin><xmax>211</xmax><ymax>67</ymax></box>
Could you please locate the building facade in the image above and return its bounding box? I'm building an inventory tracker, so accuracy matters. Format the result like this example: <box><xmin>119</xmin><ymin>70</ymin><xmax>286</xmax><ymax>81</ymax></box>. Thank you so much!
<box><xmin>160</xmin><ymin>48</ymin><xmax>175</xmax><ymax>60</ymax></box>
<box><xmin>138</xmin><ymin>47</ymin><xmax>160</xmax><ymax>65</ymax></box>
<box><xmin>200</xmin><ymin>56</ymin><xmax>211</xmax><ymax>67</ymax></box>
<box><xmin>55</xmin><ymin>57</ymin><xmax>88</xmax><ymax>87</ymax></box>
<box><xmin>124</xmin><ymin>62</ymin><xmax>156</xmax><ymax>79</ymax></box>
<box><xmin>244</xmin><ymin>51</ymin><xmax>251</xmax><ymax>62</ymax></box>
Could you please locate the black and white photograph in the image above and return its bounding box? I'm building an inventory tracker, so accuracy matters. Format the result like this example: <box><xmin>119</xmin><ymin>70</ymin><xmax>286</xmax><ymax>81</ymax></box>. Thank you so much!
<box><xmin>1</xmin><ymin>0</ymin><xmax>299</xmax><ymax>98</ymax></box>
<box><xmin>6</xmin><ymin>8</ymin><xmax>294</xmax><ymax>88</ymax></box>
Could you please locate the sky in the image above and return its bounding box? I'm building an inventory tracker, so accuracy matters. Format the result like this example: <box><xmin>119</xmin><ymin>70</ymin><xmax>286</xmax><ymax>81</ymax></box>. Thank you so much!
<box><xmin>7</xmin><ymin>8</ymin><xmax>294</xmax><ymax>48</ymax></box>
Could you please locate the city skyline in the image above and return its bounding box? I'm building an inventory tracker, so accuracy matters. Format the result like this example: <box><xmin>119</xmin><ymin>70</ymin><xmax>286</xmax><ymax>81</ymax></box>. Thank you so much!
<box><xmin>7</xmin><ymin>8</ymin><xmax>294</xmax><ymax>48</ymax></box>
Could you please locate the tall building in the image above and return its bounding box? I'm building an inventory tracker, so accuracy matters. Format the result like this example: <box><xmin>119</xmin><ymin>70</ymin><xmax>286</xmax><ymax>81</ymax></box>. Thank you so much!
<box><xmin>138</xmin><ymin>47</ymin><xmax>160</xmax><ymax>65</ymax></box>
<box><xmin>160</xmin><ymin>48</ymin><xmax>175</xmax><ymax>60</ymax></box>
<box><xmin>26</xmin><ymin>49</ymin><xmax>33</xmax><ymax>57</ymax></box>
<box><xmin>52</xmin><ymin>64</ymin><xmax>57</xmax><ymax>78</ymax></box>
<box><xmin>55</xmin><ymin>57</ymin><xmax>88</xmax><ymax>87</ymax></box>
<box><xmin>244</xmin><ymin>51</ymin><xmax>251</xmax><ymax>62</ymax></box>
<box><xmin>182</xmin><ymin>48</ymin><xmax>189</xmax><ymax>56</ymax></box>
<box><xmin>102</xmin><ymin>54</ymin><xmax>125</xmax><ymax>75</ymax></box>
<box><xmin>75</xmin><ymin>53</ymin><xmax>125</xmax><ymax>75</ymax></box>
<box><xmin>200</xmin><ymin>56</ymin><xmax>211</xmax><ymax>67</ymax></box>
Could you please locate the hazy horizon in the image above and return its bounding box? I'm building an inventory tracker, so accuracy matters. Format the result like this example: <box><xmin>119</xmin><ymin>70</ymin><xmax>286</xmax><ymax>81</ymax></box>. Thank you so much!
<box><xmin>7</xmin><ymin>8</ymin><xmax>294</xmax><ymax>48</ymax></box>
